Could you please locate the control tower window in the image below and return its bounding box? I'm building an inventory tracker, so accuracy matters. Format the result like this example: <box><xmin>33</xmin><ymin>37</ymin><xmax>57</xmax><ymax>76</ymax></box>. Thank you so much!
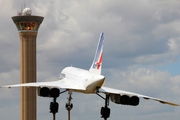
<box><xmin>15</xmin><ymin>22</ymin><xmax>40</xmax><ymax>31</ymax></box>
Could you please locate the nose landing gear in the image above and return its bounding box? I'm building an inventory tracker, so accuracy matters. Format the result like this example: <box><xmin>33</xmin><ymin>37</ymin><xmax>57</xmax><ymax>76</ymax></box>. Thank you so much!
<box><xmin>65</xmin><ymin>90</ymin><xmax>73</xmax><ymax>120</ymax></box>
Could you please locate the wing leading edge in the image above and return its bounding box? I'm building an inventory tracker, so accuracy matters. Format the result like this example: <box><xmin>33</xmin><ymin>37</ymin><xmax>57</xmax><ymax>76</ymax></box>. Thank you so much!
<box><xmin>99</xmin><ymin>86</ymin><xmax>179</xmax><ymax>106</ymax></box>
<box><xmin>1</xmin><ymin>78</ymin><xmax>85</xmax><ymax>91</ymax></box>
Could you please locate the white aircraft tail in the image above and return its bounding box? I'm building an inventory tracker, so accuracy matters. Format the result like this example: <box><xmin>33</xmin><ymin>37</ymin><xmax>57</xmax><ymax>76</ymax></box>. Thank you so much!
<box><xmin>89</xmin><ymin>33</ymin><xmax>104</xmax><ymax>75</ymax></box>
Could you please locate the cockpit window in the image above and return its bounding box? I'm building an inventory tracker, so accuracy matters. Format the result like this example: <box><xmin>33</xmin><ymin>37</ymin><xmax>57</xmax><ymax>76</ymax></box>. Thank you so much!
<box><xmin>60</xmin><ymin>73</ymin><xmax>66</xmax><ymax>79</ymax></box>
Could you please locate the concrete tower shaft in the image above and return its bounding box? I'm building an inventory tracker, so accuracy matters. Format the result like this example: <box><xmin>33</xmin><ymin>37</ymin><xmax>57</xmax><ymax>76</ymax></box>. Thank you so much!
<box><xmin>12</xmin><ymin>15</ymin><xmax>44</xmax><ymax>120</ymax></box>
<box><xmin>19</xmin><ymin>32</ymin><xmax>37</xmax><ymax>120</ymax></box>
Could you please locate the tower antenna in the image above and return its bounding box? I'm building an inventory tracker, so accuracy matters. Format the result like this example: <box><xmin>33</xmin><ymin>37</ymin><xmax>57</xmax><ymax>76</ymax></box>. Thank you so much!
<box><xmin>23</xmin><ymin>0</ymin><xmax>26</xmax><ymax>8</ymax></box>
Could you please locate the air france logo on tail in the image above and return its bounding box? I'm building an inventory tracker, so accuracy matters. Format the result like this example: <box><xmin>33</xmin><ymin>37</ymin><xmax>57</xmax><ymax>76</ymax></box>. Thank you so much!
<box><xmin>92</xmin><ymin>33</ymin><xmax>104</xmax><ymax>70</ymax></box>
<box><xmin>95</xmin><ymin>53</ymin><xmax>102</xmax><ymax>69</ymax></box>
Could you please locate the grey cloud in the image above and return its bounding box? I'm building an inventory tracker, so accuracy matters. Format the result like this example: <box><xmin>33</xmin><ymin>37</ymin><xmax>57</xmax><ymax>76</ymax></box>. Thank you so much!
<box><xmin>1</xmin><ymin>0</ymin><xmax>180</xmax><ymax>120</ymax></box>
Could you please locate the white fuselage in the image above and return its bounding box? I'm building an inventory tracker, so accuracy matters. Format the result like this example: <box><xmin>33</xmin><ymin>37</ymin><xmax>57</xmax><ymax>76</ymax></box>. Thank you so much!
<box><xmin>60</xmin><ymin>67</ymin><xmax>105</xmax><ymax>93</ymax></box>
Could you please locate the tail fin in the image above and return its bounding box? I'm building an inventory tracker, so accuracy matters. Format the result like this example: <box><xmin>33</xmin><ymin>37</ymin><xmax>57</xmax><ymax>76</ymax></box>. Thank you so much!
<box><xmin>89</xmin><ymin>33</ymin><xmax>104</xmax><ymax>74</ymax></box>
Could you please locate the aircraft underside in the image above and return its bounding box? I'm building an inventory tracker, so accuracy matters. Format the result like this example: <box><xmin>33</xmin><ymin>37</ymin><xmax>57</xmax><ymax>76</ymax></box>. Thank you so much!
<box><xmin>38</xmin><ymin>86</ymin><xmax>140</xmax><ymax>120</ymax></box>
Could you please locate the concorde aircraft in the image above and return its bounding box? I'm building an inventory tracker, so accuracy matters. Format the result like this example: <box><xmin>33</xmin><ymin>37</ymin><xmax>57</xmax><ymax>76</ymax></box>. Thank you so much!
<box><xmin>1</xmin><ymin>33</ymin><xmax>179</xmax><ymax>119</ymax></box>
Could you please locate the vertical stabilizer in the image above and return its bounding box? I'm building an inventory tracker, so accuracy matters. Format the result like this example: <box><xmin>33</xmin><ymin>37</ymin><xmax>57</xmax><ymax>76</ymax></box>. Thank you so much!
<box><xmin>89</xmin><ymin>33</ymin><xmax>104</xmax><ymax>74</ymax></box>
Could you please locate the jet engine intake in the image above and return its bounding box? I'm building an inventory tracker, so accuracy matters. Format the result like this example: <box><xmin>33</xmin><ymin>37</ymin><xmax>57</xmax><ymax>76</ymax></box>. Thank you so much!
<box><xmin>38</xmin><ymin>87</ymin><xmax>50</xmax><ymax>97</ymax></box>
<box><xmin>50</xmin><ymin>88</ymin><xmax>60</xmax><ymax>98</ymax></box>
<box><xmin>129</xmin><ymin>96</ymin><xmax>139</xmax><ymax>106</ymax></box>
<box><xmin>38</xmin><ymin>87</ymin><xmax>60</xmax><ymax>98</ymax></box>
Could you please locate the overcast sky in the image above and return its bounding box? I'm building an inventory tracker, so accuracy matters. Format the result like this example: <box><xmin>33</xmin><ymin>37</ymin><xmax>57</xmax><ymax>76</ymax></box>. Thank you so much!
<box><xmin>0</xmin><ymin>0</ymin><xmax>180</xmax><ymax>120</ymax></box>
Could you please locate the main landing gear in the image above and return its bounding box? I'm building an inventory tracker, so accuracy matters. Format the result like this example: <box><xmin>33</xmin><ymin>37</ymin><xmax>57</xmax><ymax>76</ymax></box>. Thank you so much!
<box><xmin>97</xmin><ymin>93</ymin><xmax>111</xmax><ymax>120</ymax></box>
<box><xmin>50</xmin><ymin>97</ymin><xmax>59</xmax><ymax>120</ymax></box>
<box><xmin>49</xmin><ymin>89</ymin><xmax>73</xmax><ymax>120</ymax></box>
<box><xmin>49</xmin><ymin>89</ymin><xmax>68</xmax><ymax>120</ymax></box>
<box><xmin>101</xmin><ymin>95</ymin><xmax>110</xmax><ymax>120</ymax></box>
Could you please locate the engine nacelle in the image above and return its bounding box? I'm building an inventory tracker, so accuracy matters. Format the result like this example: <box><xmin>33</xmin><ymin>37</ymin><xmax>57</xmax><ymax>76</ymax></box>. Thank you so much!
<box><xmin>37</xmin><ymin>87</ymin><xmax>60</xmax><ymax>98</ymax></box>
<box><xmin>120</xmin><ymin>95</ymin><xmax>130</xmax><ymax>105</ymax></box>
<box><xmin>38</xmin><ymin>87</ymin><xmax>50</xmax><ymax>97</ymax></box>
<box><xmin>110</xmin><ymin>94</ymin><xmax>121</xmax><ymax>104</ymax></box>
<box><xmin>50</xmin><ymin>88</ymin><xmax>60</xmax><ymax>98</ymax></box>
<box><xmin>129</xmin><ymin>96</ymin><xmax>139</xmax><ymax>106</ymax></box>
<box><xmin>110</xmin><ymin>94</ymin><xmax>140</xmax><ymax>106</ymax></box>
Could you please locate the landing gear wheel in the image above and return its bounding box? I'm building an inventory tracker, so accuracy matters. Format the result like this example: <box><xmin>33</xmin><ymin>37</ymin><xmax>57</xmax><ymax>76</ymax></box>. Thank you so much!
<box><xmin>49</xmin><ymin>98</ymin><xmax>59</xmax><ymax>120</ymax></box>
<box><xmin>101</xmin><ymin>107</ymin><xmax>110</xmax><ymax>119</ymax></box>
<box><xmin>97</xmin><ymin>94</ymin><xmax>111</xmax><ymax>120</ymax></box>
<box><xmin>66</xmin><ymin>103</ymin><xmax>73</xmax><ymax>110</ymax></box>
<box><xmin>50</xmin><ymin>101</ymin><xmax>59</xmax><ymax>113</ymax></box>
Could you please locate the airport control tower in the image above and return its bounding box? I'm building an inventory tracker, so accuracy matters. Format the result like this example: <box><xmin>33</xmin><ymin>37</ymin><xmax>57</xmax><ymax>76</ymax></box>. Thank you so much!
<box><xmin>12</xmin><ymin>8</ymin><xmax>44</xmax><ymax>120</ymax></box>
